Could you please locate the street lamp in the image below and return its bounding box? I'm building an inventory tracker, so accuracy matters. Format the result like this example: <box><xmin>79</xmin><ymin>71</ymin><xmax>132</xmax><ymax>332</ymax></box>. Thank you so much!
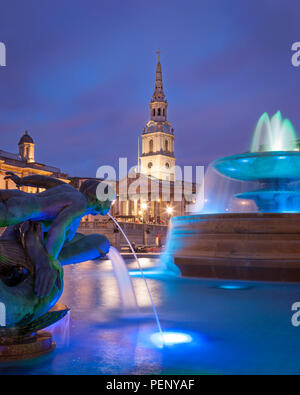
<box><xmin>166</xmin><ymin>206</ymin><xmax>173</xmax><ymax>215</ymax></box>
<box><xmin>141</xmin><ymin>202</ymin><xmax>148</xmax><ymax>210</ymax></box>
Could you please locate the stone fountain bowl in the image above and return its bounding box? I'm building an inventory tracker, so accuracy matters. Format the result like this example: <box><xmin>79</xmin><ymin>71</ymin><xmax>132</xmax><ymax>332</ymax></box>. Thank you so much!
<box><xmin>213</xmin><ymin>151</ymin><xmax>300</xmax><ymax>182</ymax></box>
<box><xmin>164</xmin><ymin>213</ymin><xmax>300</xmax><ymax>282</ymax></box>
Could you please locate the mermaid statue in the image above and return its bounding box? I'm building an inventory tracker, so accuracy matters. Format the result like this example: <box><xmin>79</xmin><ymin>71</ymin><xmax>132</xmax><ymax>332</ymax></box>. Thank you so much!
<box><xmin>0</xmin><ymin>172</ymin><xmax>114</xmax><ymax>343</ymax></box>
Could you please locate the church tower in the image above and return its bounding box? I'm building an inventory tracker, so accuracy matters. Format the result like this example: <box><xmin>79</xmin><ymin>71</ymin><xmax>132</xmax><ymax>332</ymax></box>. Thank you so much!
<box><xmin>140</xmin><ymin>52</ymin><xmax>175</xmax><ymax>181</ymax></box>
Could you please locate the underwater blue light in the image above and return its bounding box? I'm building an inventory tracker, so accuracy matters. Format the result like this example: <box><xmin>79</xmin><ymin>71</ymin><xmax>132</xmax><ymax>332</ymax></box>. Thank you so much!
<box><xmin>129</xmin><ymin>269</ymin><xmax>162</xmax><ymax>276</ymax></box>
<box><xmin>151</xmin><ymin>331</ymin><xmax>193</xmax><ymax>348</ymax></box>
<box><xmin>218</xmin><ymin>284</ymin><xmax>249</xmax><ymax>290</ymax></box>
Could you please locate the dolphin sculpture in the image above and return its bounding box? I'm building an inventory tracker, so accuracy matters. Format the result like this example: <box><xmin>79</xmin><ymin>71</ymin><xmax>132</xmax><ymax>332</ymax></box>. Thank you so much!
<box><xmin>0</xmin><ymin>220</ymin><xmax>109</xmax><ymax>336</ymax></box>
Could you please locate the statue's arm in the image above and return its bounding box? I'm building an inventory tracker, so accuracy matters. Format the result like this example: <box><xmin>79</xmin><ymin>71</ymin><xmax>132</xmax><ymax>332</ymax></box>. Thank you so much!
<box><xmin>66</xmin><ymin>218</ymin><xmax>82</xmax><ymax>242</ymax></box>
<box><xmin>45</xmin><ymin>204</ymin><xmax>86</xmax><ymax>260</ymax></box>
<box><xmin>23</xmin><ymin>221</ymin><xmax>63</xmax><ymax>297</ymax></box>
<box><xmin>5</xmin><ymin>172</ymin><xmax>66</xmax><ymax>189</ymax></box>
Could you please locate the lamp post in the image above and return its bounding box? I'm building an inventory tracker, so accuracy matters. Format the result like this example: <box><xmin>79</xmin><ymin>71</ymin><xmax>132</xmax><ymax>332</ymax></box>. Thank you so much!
<box><xmin>140</xmin><ymin>202</ymin><xmax>148</xmax><ymax>223</ymax></box>
<box><xmin>166</xmin><ymin>206</ymin><xmax>173</xmax><ymax>222</ymax></box>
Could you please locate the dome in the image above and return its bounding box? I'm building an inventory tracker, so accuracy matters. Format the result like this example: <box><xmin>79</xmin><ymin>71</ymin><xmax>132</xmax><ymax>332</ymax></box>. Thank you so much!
<box><xmin>18</xmin><ymin>131</ymin><xmax>34</xmax><ymax>145</ymax></box>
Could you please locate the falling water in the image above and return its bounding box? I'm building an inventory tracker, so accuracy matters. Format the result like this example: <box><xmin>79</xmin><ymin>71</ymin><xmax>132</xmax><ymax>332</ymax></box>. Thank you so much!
<box><xmin>49</xmin><ymin>311</ymin><xmax>71</xmax><ymax>347</ymax></box>
<box><xmin>108</xmin><ymin>212</ymin><xmax>164</xmax><ymax>343</ymax></box>
<box><xmin>107</xmin><ymin>246</ymin><xmax>139</xmax><ymax>313</ymax></box>
<box><xmin>192</xmin><ymin>164</ymin><xmax>259</xmax><ymax>214</ymax></box>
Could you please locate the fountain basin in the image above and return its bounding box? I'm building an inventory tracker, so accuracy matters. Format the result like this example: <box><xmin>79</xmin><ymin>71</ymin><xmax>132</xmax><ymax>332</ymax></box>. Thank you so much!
<box><xmin>165</xmin><ymin>213</ymin><xmax>300</xmax><ymax>282</ymax></box>
<box><xmin>236</xmin><ymin>189</ymin><xmax>300</xmax><ymax>213</ymax></box>
<box><xmin>213</xmin><ymin>151</ymin><xmax>300</xmax><ymax>182</ymax></box>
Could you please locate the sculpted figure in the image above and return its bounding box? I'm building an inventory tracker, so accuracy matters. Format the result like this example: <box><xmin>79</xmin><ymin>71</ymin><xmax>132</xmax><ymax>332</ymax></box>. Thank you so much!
<box><xmin>0</xmin><ymin>172</ymin><xmax>114</xmax><ymax>297</ymax></box>
<box><xmin>0</xmin><ymin>220</ymin><xmax>110</xmax><ymax>329</ymax></box>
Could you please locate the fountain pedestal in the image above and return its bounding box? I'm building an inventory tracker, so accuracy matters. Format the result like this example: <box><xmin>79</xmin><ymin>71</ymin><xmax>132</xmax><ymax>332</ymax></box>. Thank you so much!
<box><xmin>0</xmin><ymin>302</ymin><xmax>69</xmax><ymax>361</ymax></box>
<box><xmin>169</xmin><ymin>213</ymin><xmax>300</xmax><ymax>282</ymax></box>
<box><xmin>0</xmin><ymin>331</ymin><xmax>55</xmax><ymax>361</ymax></box>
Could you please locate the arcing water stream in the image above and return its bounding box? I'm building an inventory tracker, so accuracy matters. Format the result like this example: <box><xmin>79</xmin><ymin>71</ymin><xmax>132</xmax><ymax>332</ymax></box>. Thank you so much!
<box><xmin>107</xmin><ymin>212</ymin><xmax>165</xmax><ymax>344</ymax></box>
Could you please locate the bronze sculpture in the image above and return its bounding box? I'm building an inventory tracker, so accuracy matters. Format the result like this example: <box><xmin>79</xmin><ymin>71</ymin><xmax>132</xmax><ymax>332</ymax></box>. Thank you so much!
<box><xmin>0</xmin><ymin>173</ymin><xmax>113</xmax><ymax>359</ymax></box>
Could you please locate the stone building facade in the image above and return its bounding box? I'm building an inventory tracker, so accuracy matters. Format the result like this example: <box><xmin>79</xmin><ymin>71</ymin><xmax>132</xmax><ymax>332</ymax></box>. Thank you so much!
<box><xmin>0</xmin><ymin>131</ymin><xmax>69</xmax><ymax>193</ymax></box>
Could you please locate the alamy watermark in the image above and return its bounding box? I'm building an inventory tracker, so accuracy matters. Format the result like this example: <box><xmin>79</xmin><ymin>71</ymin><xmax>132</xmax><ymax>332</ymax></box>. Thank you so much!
<box><xmin>0</xmin><ymin>42</ymin><xmax>6</xmax><ymax>67</ymax></box>
<box><xmin>291</xmin><ymin>42</ymin><xmax>300</xmax><ymax>67</ymax></box>
<box><xmin>0</xmin><ymin>302</ymin><xmax>6</xmax><ymax>327</ymax></box>
<box><xmin>291</xmin><ymin>302</ymin><xmax>300</xmax><ymax>327</ymax></box>
<box><xmin>95</xmin><ymin>158</ymin><xmax>204</xmax><ymax>212</ymax></box>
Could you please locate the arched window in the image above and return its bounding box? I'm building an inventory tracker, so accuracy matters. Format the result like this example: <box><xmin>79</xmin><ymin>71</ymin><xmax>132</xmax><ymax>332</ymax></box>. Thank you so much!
<box><xmin>149</xmin><ymin>139</ymin><xmax>153</xmax><ymax>153</ymax></box>
<box><xmin>158</xmin><ymin>108</ymin><xmax>161</xmax><ymax>116</ymax></box>
<box><xmin>152</xmin><ymin>109</ymin><xmax>155</xmax><ymax>116</ymax></box>
<box><xmin>148</xmin><ymin>162</ymin><xmax>153</xmax><ymax>169</ymax></box>
<box><xmin>165</xmin><ymin>162</ymin><xmax>170</xmax><ymax>169</ymax></box>
<box><xmin>165</xmin><ymin>140</ymin><xmax>169</xmax><ymax>152</ymax></box>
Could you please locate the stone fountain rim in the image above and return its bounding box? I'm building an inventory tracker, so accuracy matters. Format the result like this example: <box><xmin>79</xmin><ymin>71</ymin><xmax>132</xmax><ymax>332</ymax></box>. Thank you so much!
<box><xmin>171</xmin><ymin>212</ymin><xmax>300</xmax><ymax>223</ymax></box>
<box><xmin>213</xmin><ymin>150</ymin><xmax>300</xmax><ymax>164</ymax></box>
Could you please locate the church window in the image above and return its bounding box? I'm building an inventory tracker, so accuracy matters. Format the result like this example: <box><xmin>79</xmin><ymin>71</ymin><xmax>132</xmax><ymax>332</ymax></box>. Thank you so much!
<box><xmin>158</xmin><ymin>108</ymin><xmax>161</xmax><ymax>116</ymax></box>
<box><xmin>152</xmin><ymin>109</ymin><xmax>155</xmax><ymax>116</ymax></box>
<box><xmin>165</xmin><ymin>162</ymin><xmax>170</xmax><ymax>169</ymax></box>
<box><xmin>165</xmin><ymin>140</ymin><xmax>169</xmax><ymax>152</ymax></box>
<box><xmin>148</xmin><ymin>162</ymin><xmax>153</xmax><ymax>169</ymax></box>
<box><xmin>149</xmin><ymin>139</ymin><xmax>153</xmax><ymax>153</ymax></box>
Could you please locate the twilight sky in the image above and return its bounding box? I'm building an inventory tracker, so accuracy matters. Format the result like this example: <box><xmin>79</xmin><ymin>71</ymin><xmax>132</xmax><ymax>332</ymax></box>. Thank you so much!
<box><xmin>0</xmin><ymin>0</ymin><xmax>300</xmax><ymax>177</ymax></box>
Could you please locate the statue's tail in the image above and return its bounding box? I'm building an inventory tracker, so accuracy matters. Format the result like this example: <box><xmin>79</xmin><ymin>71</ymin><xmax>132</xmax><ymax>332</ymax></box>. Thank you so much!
<box><xmin>0</xmin><ymin>240</ymin><xmax>33</xmax><ymax>276</ymax></box>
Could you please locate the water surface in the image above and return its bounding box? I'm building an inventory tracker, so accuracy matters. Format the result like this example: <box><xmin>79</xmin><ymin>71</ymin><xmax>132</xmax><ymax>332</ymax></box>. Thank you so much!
<box><xmin>1</xmin><ymin>258</ymin><xmax>300</xmax><ymax>374</ymax></box>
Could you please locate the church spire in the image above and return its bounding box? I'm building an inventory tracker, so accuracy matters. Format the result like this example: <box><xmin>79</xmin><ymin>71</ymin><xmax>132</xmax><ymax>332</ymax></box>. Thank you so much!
<box><xmin>152</xmin><ymin>50</ymin><xmax>165</xmax><ymax>102</ymax></box>
<box><xmin>140</xmin><ymin>52</ymin><xmax>175</xmax><ymax>181</ymax></box>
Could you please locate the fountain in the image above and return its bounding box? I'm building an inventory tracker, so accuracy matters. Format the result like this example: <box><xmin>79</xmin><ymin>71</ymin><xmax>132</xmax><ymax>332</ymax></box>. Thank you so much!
<box><xmin>163</xmin><ymin>112</ymin><xmax>300</xmax><ymax>282</ymax></box>
<box><xmin>214</xmin><ymin>111</ymin><xmax>300</xmax><ymax>213</ymax></box>
<box><xmin>0</xmin><ymin>165</ymin><xmax>173</xmax><ymax>360</ymax></box>
<box><xmin>0</xmin><ymin>174</ymin><xmax>114</xmax><ymax>360</ymax></box>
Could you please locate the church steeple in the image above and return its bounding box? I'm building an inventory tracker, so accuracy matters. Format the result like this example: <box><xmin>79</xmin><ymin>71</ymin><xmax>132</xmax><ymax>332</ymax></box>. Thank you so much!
<box><xmin>152</xmin><ymin>51</ymin><xmax>165</xmax><ymax>102</ymax></box>
<box><xmin>150</xmin><ymin>51</ymin><xmax>168</xmax><ymax>122</ymax></box>
<box><xmin>140</xmin><ymin>52</ymin><xmax>176</xmax><ymax>181</ymax></box>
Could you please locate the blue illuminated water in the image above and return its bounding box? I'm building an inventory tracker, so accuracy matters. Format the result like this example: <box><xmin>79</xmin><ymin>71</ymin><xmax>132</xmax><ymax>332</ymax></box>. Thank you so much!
<box><xmin>193</xmin><ymin>113</ymin><xmax>300</xmax><ymax>215</ymax></box>
<box><xmin>1</xmin><ymin>258</ymin><xmax>300</xmax><ymax>374</ymax></box>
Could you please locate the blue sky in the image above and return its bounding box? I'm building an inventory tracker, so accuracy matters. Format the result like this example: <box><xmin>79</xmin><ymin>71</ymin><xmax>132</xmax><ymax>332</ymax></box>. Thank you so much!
<box><xmin>0</xmin><ymin>0</ymin><xmax>300</xmax><ymax>177</ymax></box>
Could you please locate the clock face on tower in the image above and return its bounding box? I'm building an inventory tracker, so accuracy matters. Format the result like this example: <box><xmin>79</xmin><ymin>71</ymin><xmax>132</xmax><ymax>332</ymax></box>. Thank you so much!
<box><xmin>148</xmin><ymin>121</ymin><xmax>155</xmax><ymax>132</ymax></box>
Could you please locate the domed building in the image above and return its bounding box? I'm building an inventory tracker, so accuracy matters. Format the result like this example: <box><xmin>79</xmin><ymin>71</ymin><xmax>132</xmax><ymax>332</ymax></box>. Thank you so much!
<box><xmin>0</xmin><ymin>131</ymin><xmax>68</xmax><ymax>193</ymax></box>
